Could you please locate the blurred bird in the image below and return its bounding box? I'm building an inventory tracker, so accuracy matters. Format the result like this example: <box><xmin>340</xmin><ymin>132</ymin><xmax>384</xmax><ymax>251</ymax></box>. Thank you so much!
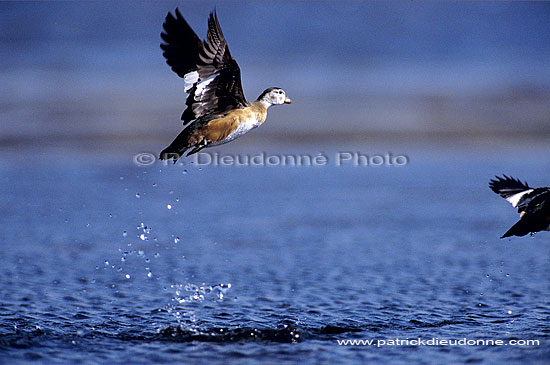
<box><xmin>159</xmin><ymin>9</ymin><xmax>292</xmax><ymax>162</ymax></box>
<box><xmin>489</xmin><ymin>175</ymin><xmax>550</xmax><ymax>238</ymax></box>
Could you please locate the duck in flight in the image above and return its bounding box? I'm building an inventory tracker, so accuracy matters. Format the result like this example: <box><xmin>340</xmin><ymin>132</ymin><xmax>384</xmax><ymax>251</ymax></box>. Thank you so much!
<box><xmin>489</xmin><ymin>175</ymin><xmax>550</xmax><ymax>238</ymax></box>
<box><xmin>159</xmin><ymin>9</ymin><xmax>291</xmax><ymax>162</ymax></box>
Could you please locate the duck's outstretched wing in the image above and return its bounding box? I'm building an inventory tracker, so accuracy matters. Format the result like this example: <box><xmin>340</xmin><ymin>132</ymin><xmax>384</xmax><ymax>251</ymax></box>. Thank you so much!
<box><xmin>161</xmin><ymin>9</ymin><xmax>247</xmax><ymax>125</ymax></box>
<box><xmin>489</xmin><ymin>175</ymin><xmax>533</xmax><ymax>210</ymax></box>
<box><xmin>160</xmin><ymin>8</ymin><xmax>202</xmax><ymax>79</ymax></box>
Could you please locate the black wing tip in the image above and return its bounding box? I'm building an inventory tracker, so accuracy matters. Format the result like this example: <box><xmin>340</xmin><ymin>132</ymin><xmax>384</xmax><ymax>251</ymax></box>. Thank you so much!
<box><xmin>160</xmin><ymin>8</ymin><xmax>204</xmax><ymax>79</ymax></box>
<box><xmin>489</xmin><ymin>175</ymin><xmax>530</xmax><ymax>195</ymax></box>
<box><xmin>162</xmin><ymin>8</ymin><xmax>178</xmax><ymax>28</ymax></box>
<box><xmin>210</xmin><ymin>7</ymin><xmax>217</xmax><ymax>19</ymax></box>
<box><xmin>165</xmin><ymin>7</ymin><xmax>183</xmax><ymax>19</ymax></box>
<box><xmin>207</xmin><ymin>8</ymin><xmax>224</xmax><ymax>39</ymax></box>
<box><xmin>161</xmin><ymin>7</ymin><xmax>184</xmax><ymax>37</ymax></box>
<box><xmin>160</xmin><ymin>10</ymin><xmax>175</xmax><ymax>45</ymax></box>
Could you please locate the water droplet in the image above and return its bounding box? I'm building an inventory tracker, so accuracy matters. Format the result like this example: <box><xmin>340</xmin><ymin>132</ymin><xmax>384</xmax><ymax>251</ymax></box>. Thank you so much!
<box><xmin>125</xmin><ymin>274</ymin><xmax>131</xmax><ymax>279</ymax></box>
<box><xmin>135</xmin><ymin>193</ymin><xmax>141</xmax><ymax>198</ymax></box>
<box><xmin>104</xmin><ymin>260</ymin><xmax>110</xmax><ymax>265</ymax></box>
<box><xmin>154</xmin><ymin>253</ymin><xmax>160</xmax><ymax>258</ymax></box>
<box><xmin>174</xmin><ymin>237</ymin><xmax>180</xmax><ymax>244</ymax></box>
<box><xmin>507</xmin><ymin>310</ymin><xmax>512</xmax><ymax>314</ymax></box>
<box><xmin>147</xmin><ymin>272</ymin><xmax>153</xmax><ymax>278</ymax></box>
<box><xmin>167</xmin><ymin>204</ymin><xmax>172</xmax><ymax>210</ymax></box>
<box><xmin>121</xmin><ymin>257</ymin><xmax>126</xmax><ymax>262</ymax></box>
<box><xmin>138</xmin><ymin>250</ymin><xmax>144</xmax><ymax>256</ymax></box>
<box><xmin>506</xmin><ymin>273</ymin><xmax>510</xmax><ymax>277</ymax></box>
<box><xmin>140</xmin><ymin>234</ymin><xmax>147</xmax><ymax>241</ymax></box>
<box><xmin>122</xmin><ymin>231</ymin><xmax>127</xmax><ymax>237</ymax></box>
<box><xmin>120</xmin><ymin>176</ymin><xmax>124</xmax><ymax>180</ymax></box>
<box><xmin>109</xmin><ymin>213</ymin><xmax>113</xmax><ymax>218</ymax></box>
<box><xmin>183</xmin><ymin>170</ymin><xmax>188</xmax><ymax>174</ymax></box>
<box><xmin>169</xmin><ymin>190</ymin><xmax>174</xmax><ymax>195</ymax></box>
<box><xmin>152</xmin><ymin>183</ymin><xmax>157</xmax><ymax>187</ymax></box>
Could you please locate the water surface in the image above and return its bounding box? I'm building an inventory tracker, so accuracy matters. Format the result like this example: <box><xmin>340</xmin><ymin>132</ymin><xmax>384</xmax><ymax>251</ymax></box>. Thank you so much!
<box><xmin>0</xmin><ymin>144</ymin><xmax>548</xmax><ymax>364</ymax></box>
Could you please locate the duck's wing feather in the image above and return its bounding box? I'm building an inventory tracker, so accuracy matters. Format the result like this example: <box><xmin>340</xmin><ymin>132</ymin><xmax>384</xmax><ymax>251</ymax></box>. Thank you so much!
<box><xmin>160</xmin><ymin>8</ymin><xmax>202</xmax><ymax>79</ymax></box>
<box><xmin>489</xmin><ymin>175</ymin><xmax>533</xmax><ymax>209</ymax></box>
<box><xmin>161</xmin><ymin>9</ymin><xmax>247</xmax><ymax>125</ymax></box>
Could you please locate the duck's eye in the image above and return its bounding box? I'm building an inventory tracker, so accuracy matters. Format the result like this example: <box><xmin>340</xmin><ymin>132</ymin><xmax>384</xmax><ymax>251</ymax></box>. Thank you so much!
<box><xmin>278</xmin><ymin>90</ymin><xmax>283</xmax><ymax>94</ymax></box>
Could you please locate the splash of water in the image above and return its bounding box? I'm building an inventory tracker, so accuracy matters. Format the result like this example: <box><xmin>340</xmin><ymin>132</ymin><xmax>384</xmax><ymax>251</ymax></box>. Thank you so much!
<box><xmin>165</xmin><ymin>282</ymin><xmax>232</xmax><ymax>331</ymax></box>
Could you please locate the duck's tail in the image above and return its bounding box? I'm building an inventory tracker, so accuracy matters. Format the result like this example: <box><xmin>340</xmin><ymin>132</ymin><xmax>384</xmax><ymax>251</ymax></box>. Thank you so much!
<box><xmin>501</xmin><ymin>217</ymin><xmax>532</xmax><ymax>238</ymax></box>
<box><xmin>159</xmin><ymin>129</ymin><xmax>192</xmax><ymax>163</ymax></box>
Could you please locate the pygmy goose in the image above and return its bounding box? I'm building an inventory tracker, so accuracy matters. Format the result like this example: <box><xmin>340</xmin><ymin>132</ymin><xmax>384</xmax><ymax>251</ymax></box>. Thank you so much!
<box><xmin>159</xmin><ymin>9</ymin><xmax>291</xmax><ymax>162</ymax></box>
<box><xmin>489</xmin><ymin>175</ymin><xmax>550</xmax><ymax>238</ymax></box>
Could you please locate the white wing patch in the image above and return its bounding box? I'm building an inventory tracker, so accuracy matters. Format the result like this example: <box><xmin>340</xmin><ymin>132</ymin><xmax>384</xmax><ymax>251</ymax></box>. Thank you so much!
<box><xmin>506</xmin><ymin>189</ymin><xmax>533</xmax><ymax>207</ymax></box>
<box><xmin>183</xmin><ymin>71</ymin><xmax>199</xmax><ymax>92</ymax></box>
<box><xmin>195</xmin><ymin>74</ymin><xmax>218</xmax><ymax>100</ymax></box>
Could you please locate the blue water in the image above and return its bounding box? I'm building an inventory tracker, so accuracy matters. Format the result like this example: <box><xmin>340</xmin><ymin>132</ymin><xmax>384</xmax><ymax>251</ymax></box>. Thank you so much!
<box><xmin>0</xmin><ymin>144</ymin><xmax>548</xmax><ymax>364</ymax></box>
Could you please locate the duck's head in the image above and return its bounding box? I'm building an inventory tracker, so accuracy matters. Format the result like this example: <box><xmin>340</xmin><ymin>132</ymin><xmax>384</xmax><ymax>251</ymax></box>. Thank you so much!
<box><xmin>257</xmin><ymin>87</ymin><xmax>292</xmax><ymax>108</ymax></box>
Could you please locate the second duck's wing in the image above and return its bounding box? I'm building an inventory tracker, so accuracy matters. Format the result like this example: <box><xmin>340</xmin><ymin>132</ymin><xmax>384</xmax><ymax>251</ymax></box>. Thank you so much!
<box><xmin>489</xmin><ymin>175</ymin><xmax>533</xmax><ymax>210</ymax></box>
